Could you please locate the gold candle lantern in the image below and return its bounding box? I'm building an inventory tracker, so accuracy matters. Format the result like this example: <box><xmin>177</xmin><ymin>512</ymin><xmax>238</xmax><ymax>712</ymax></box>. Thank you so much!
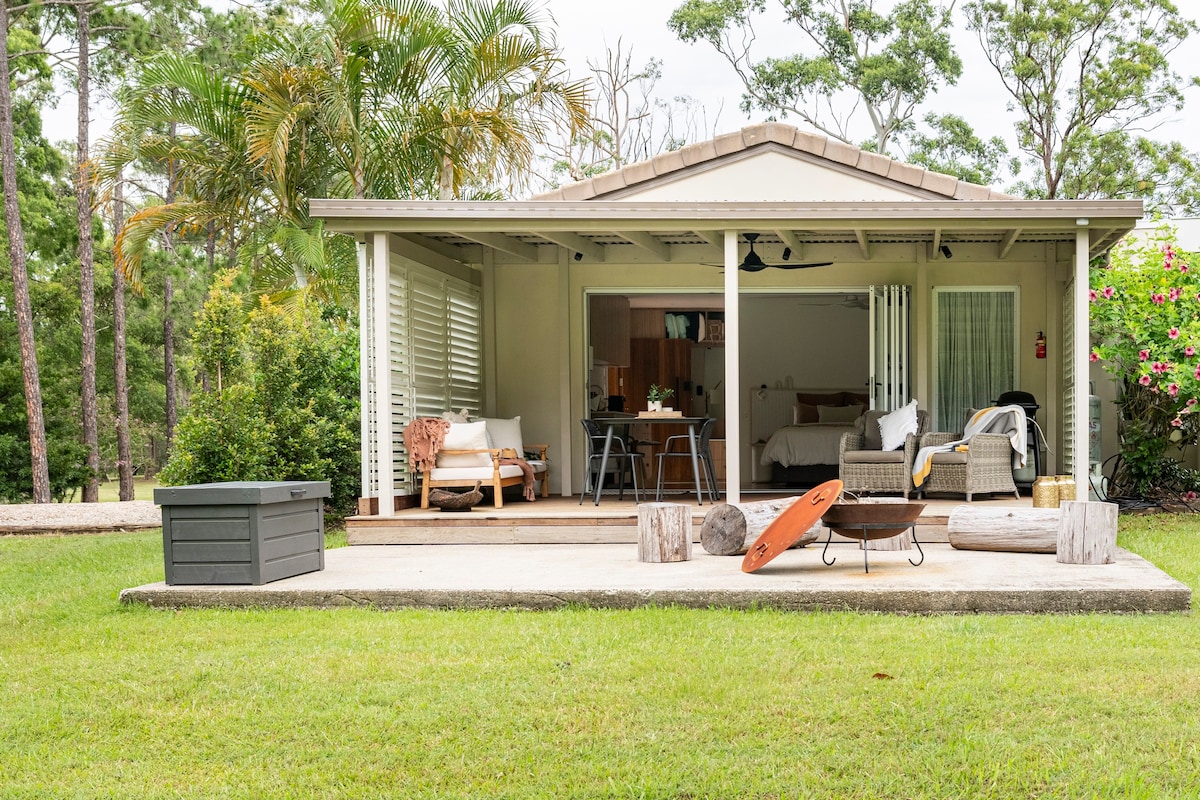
<box><xmin>1057</xmin><ymin>474</ymin><xmax>1076</xmax><ymax>503</ymax></box>
<box><xmin>1032</xmin><ymin>476</ymin><xmax>1059</xmax><ymax>508</ymax></box>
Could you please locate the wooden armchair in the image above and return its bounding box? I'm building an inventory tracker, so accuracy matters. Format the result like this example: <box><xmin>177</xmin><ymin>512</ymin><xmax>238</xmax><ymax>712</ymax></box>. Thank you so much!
<box><xmin>420</xmin><ymin>443</ymin><xmax>549</xmax><ymax>509</ymax></box>
<box><xmin>415</xmin><ymin>417</ymin><xmax>549</xmax><ymax>509</ymax></box>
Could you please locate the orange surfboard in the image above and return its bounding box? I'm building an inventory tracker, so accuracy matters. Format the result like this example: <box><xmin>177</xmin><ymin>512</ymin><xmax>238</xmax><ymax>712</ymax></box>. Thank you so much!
<box><xmin>741</xmin><ymin>479</ymin><xmax>842</xmax><ymax>573</ymax></box>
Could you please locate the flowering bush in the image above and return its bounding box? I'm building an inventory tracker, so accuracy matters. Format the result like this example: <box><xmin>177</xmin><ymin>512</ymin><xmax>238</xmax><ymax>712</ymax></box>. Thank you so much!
<box><xmin>1090</xmin><ymin>224</ymin><xmax>1200</xmax><ymax>501</ymax></box>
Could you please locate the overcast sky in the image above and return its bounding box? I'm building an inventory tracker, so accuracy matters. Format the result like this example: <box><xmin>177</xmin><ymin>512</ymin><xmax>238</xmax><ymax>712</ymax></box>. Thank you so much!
<box><xmin>542</xmin><ymin>0</ymin><xmax>1200</xmax><ymax>158</ymax></box>
<box><xmin>38</xmin><ymin>0</ymin><xmax>1200</xmax><ymax>177</ymax></box>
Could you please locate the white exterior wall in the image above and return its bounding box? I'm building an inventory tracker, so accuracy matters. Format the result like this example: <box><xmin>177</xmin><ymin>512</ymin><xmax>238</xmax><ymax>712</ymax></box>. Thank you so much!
<box><xmin>487</xmin><ymin>239</ymin><xmax>1062</xmax><ymax>494</ymax></box>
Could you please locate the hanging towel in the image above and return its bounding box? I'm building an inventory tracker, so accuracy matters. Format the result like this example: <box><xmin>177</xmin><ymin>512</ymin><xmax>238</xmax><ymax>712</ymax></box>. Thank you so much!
<box><xmin>403</xmin><ymin>417</ymin><xmax>451</xmax><ymax>472</ymax></box>
<box><xmin>912</xmin><ymin>405</ymin><xmax>1027</xmax><ymax>488</ymax></box>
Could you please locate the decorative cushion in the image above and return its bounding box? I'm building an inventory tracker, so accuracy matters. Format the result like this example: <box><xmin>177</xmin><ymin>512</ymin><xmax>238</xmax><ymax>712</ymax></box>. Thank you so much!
<box><xmin>793</xmin><ymin>402</ymin><xmax>819</xmax><ymax>424</ymax></box>
<box><xmin>878</xmin><ymin>401</ymin><xmax>919</xmax><ymax>451</ymax></box>
<box><xmin>441</xmin><ymin>408</ymin><xmax>471</xmax><ymax>424</ymax></box>
<box><xmin>481</xmin><ymin>416</ymin><xmax>523</xmax><ymax>455</ymax></box>
<box><xmin>437</xmin><ymin>421</ymin><xmax>491</xmax><ymax>467</ymax></box>
<box><xmin>841</xmin><ymin>392</ymin><xmax>871</xmax><ymax>407</ymax></box>
<box><xmin>818</xmin><ymin>404</ymin><xmax>864</xmax><ymax>423</ymax></box>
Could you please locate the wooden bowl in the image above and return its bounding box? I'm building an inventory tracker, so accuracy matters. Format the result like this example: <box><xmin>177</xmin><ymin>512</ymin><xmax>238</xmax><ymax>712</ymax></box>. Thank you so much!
<box><xmin>821</xmin><ymin>502</ymin><xmax>925</xmax><ymax>540</ymax></box>
<box><xmin>428</xmin><ymin>483</ymin><xmax>484</xmax><ymax>511</ymax></box>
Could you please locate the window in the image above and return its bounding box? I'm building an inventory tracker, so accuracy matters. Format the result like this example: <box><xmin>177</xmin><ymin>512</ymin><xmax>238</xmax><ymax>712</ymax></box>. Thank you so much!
<box><xmin>932</xmin><ymin>287</ymin><xmax>1019</xmax><ymax>431</ymax></box>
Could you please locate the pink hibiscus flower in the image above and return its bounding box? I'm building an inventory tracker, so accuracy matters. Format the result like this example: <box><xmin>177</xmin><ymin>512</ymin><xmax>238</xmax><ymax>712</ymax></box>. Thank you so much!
<box><xmin>1140</xmin><ymin>374</ymin><xmax>1153</xmax><ymax>386</ymax></box>
<box><xmin>1169</xmin><ymin>287</ymin><xmax>1181</xmax><ymax>301</ymax></box>
<box><xmin>1089</xmin><ymin>289</ymin><xmax>1098</xmax><ymax>302</ymax></box>
<box><xmin>1153</xmin><ymin>293</ymin><xmax>1166</xmax><ymax>305</ymax></box>
<box><xmin>1187</xmin><ymin>346</ymin><xmax>1196</xmax><ymax>357</ymax></box>
<box><xmin>1169</xmin><ymin>383</ymin><xmax>1180</xmax><ymax>397</ymax></box>
<box><xmin>1189</xmin><ymin>398</ymin><xmax>1198</xmax><ymax>407</ymax></box>
<box><xmin>1103</xmin><ymin>286</ymin><xmax>1115</xmax><ymax>298</ymax></box>
<box><xmin>1170</xmin><ymin>327</ymin><xmax>1181</xmax><ymax>339</ymax></box>
<box><xmin>1090</xmin><ymin>351</ymin><xmax>1100</xmax><ymax>362</ymax></box>
<box><xmin>1186</xmin><ymin>491</ymin><xmax>1197</xmax><ymax>502</ymax></box>
<box><xmin>1139</xmin><ymin>349</ymin><xmax>1151</xmax><ymax>361</ymax></box>
<box><xmin>1172</xmin><ymin>417</ymin><xmax>1183</xmax><ymax>427</ymax></box>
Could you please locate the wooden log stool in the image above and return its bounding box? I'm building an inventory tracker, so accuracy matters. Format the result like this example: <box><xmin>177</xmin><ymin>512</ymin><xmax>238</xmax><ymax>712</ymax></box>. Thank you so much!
<box><xmin>638</xmin><ymin>502</ymin><xmax>692</xmax><ymax>563</ymax></box>
<box><xmin>700</xmin><ymin>497</ymin><xmax>820</xmax><ymax>556</ymax></box>
<box><xmin>1057</xmin><ymin>500</ymin><xmax>1118</xmax><ymax>565</ymax></box>
<box><xmin>948</xmin><ymin>506</ymin><xmax>1060</xmax><ymax>553</ymax></box>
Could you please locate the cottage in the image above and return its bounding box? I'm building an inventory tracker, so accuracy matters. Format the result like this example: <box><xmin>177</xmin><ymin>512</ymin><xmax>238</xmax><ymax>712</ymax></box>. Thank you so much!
<box><xmin>310</xmin><ymin>122</ymin><xmax>1142</xmax><ymax>516</ymax></box>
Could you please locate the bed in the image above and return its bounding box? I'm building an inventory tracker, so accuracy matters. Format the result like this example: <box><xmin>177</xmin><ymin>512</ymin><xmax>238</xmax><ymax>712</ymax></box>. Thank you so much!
<box><xmin>751</xmin><ymin>390</ymin><xmax>871</xmax><ymax>486</ymax></box>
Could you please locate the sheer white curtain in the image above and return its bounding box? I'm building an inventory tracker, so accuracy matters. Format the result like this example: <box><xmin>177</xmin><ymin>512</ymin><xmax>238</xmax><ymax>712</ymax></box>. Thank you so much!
<box><xmin>934</xmin><ymin>289</ymin><xmax>1017</xmax><ymax>431</ymax></box>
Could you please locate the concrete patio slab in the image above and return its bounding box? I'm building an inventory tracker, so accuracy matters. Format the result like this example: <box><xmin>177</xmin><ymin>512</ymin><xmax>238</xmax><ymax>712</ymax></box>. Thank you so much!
<box><xmin>121</xmin><ymin>542</ymin><xmax>1191</xmax><ymax>614</ymax></box>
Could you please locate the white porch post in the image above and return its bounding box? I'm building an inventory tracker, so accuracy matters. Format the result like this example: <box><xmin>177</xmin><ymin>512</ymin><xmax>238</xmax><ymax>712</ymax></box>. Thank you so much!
<box><xmin>1074</xmin><ymin>228</ymin><xmax>1091</xmax><ymax>499</ymax></box>
<box><xmin>724</xmin><ymin>229</ymin><xmax>741</xmax><ymax>505</ymax></box>
<box><xmin>373</xmin><ymin>232</ymin><xmax>395</xmax><ymax>517</ymax></box>
<box><xmin>358</xmin><ymin>240</ymin><xmax>371</xmax><ymax>502</ymax></box>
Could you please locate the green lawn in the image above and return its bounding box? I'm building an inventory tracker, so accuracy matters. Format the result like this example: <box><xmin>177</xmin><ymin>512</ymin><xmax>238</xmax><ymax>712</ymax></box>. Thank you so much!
<box><xmin>1</xmin><ymin>517</ymin><xmax>1199</xmax><ymax>798</ymax></box>
<box><xmin>64</xmin><ymin>477</ymin><xmax>161</xmax><ymax>503</ymax></box>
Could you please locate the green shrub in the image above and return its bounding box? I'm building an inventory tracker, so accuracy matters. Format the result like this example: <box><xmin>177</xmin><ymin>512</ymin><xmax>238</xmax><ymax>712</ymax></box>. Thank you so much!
<box><xmin>161</xmin><ymin>273</ymin><xmax>360</xmax><ymax>515</ymax></box>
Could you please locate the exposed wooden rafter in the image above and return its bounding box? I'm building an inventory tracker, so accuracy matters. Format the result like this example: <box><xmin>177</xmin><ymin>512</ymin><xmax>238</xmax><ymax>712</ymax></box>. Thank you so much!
<box><xmin>998</xmin><ymin>228</ymin><xmax>1022</xmax><ymax>259</ymax></box>
<box><xmin>533</xmin><ymin>231</ymin><xmax>605</xmax><ymax>262</ymax></box>
<box><xmin>853</xmin><ymin>229</ymin><xmax>871</xmax><ymax>260</ymax></box>
<box><xmin>450</xmin><ymin>231</ymin><xmax>537</xmax><ymax>262</ymax></box>
<box><xmin>614</xmin><ymin>230</ymin><xmax>671</xmax><ymax>261</ymax></box>
<box><xmin>774</xmin><ymin>229</ymin><xmax>803</xmax><ymax>260</ymax></box>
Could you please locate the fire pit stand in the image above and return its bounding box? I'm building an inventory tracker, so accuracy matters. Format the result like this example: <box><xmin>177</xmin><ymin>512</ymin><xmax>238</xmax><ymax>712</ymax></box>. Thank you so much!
<box><xmin>820</xmin><ymin>521</ymin><xmax>925</xmax><ymax>573</ymax></box>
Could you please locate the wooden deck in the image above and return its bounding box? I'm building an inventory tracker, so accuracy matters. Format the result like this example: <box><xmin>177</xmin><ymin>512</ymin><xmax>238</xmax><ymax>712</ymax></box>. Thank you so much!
<box><xmin>345</xmin><ymin>492</ymin><xmax>1033</xmax><ymax>545</ymax></box>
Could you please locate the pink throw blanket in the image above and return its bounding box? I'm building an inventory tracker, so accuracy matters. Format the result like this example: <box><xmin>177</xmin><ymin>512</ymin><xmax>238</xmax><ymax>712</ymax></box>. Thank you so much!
<box><xmin>499</xmin><ymin>457</ymin><xmax>536</xmax><ymax>501</ymax></box>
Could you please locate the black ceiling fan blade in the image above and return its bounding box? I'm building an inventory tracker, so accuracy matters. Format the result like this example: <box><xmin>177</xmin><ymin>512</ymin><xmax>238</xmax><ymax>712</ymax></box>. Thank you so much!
<box><xmin>770</xmin><ymin>261</ymin><xmax>834</xmax><ymax>270</ymax></box>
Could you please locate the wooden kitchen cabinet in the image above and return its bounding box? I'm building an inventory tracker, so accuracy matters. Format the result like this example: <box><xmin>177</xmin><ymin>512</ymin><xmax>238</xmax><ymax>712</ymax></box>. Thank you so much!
<box><xmin>589</xmin><ymin>295</ymin><xmax>630</xmax><ymax>366</ymax></box>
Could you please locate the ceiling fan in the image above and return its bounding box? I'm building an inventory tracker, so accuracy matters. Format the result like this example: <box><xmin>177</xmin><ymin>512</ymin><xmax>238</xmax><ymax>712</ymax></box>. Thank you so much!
<box><xmin>710</xmin><ymin>233</ymin><xmax>833</xmax><ymax>272</ymax></box>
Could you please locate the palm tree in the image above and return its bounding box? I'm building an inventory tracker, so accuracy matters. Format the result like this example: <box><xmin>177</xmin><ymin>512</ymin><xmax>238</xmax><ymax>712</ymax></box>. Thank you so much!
<box><xmin>104</xmin><ymin>0</ymin><xmax>588</xmax><ymax>308</ymax></box>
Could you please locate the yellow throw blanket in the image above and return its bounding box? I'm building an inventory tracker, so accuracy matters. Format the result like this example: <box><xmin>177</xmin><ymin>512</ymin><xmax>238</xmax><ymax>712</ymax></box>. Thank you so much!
<box><xmin>912</xmin><ymin>406</ymin><xmax>1028</xmax><ymax>488</ymax></box>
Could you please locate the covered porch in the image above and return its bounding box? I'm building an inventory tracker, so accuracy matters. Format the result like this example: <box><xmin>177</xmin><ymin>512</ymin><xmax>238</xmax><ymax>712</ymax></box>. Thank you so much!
<box><xmin>311</xmin><ymin>123</ymin><xmax>1143</xmax><ymax>522</ymax></box>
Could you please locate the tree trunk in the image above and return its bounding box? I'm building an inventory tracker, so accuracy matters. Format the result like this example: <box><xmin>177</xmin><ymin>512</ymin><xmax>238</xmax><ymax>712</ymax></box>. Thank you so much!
<box><xmin>1056</xmin><ymin>501</ymin><xmax>1118</xmax><ymax>565</ymax></box>
<box><xmin>637</xmin><ymin>502</ymin><xmax>692</xmax><ymax>563</ymax></box>
<box><xmin>77</xmin><ymin>1</ymin><xmax>99</xmax><ymax>502</ymax></box>
<box><xmin>164</xmin><ymin>122</ymin><xmax>178</xmax><ymax>450</ymax></box>
<box><xmin>700</xmin><ymin>497</ymin><xmax>820</xmax><ymax>555</ymax></box>
<box><xmin>0</xmin><ymin>2</ymin><xmax>51</xmax><ymax>503</ymax></box>
<box><xmin>112</xmin><ymin>178</ymin><xmax>134</xmax><ymax>501</ymax></box>
<box><xmin>947</xmin><ymin>506</ymin><xmax>1060</xmax><ymax>553</ymax></box>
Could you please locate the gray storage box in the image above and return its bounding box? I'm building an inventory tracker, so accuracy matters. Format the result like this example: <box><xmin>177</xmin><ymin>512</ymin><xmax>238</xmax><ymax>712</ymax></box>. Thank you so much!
<box><xmin>154</xmin><ymin>481</ymin><xmax>330</xmax><ymax>585</ymax></box>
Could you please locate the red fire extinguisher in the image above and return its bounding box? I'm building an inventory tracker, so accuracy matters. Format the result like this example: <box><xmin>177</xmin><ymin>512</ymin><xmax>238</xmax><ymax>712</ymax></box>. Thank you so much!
<box><xmin>1035</xmin><ymin>331</ymin><xmax>1047</xmax><ymax>359</ymax></box>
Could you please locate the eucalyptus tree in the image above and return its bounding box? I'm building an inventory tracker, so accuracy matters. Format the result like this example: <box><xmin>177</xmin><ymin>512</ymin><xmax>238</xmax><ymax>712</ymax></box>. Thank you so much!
<box><xmin>965</xmin><ymin>0</ymin><xmax>1200</xmax><ymax>208</ymax></box>
<box><xmin>1</xmin><ymin>1</ymin><xmax>52</xmax><ymax>502</ymax></box>
<box><xmin>668</xmin><ymin>0</ymin><xmax>963</xmax><ymax>157</ymax></box>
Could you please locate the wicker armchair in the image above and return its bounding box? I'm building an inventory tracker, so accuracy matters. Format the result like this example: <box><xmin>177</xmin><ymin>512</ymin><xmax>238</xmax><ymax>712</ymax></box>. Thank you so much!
<box><xmin>839</xmin><ymin>409</ymin><xmax>929</xmax><ymax>499</ymax></box>
<box><xmin>917</xmin><ymin>431</ymin><xmax>1020</xmax><ymax>501</ymax></box>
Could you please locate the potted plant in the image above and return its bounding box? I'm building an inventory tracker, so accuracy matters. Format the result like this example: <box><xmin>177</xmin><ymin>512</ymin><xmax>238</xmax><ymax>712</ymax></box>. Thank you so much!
<box><xmin>647</xmin><ymin>384</ymin><xmax>675</xmax><ymax>412</ymax></box>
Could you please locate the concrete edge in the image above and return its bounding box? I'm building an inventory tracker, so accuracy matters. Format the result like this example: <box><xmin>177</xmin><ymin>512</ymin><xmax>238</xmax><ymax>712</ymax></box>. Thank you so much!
<box><xmin>119</xmin><ymin>586</ymin><xmax>1191</xmax><ymax>615</ymax></box>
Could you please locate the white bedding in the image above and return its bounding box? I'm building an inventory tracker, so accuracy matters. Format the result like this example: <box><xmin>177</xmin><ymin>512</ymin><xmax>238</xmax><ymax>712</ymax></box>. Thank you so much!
<box><xmin>760</xmin><ymin>423</ymin><xmax>859</xmax><ymax>468</ymax></box>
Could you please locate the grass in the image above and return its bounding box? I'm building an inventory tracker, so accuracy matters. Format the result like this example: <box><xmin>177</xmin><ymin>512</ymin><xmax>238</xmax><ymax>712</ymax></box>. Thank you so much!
<box><xmin>1</xmin><ymin>517</ymin><xmax>1199</xmax><ymax>798</ymax></box>
<box><xmin>64</xmin><ymin>477</ymin><xmax>161</xmax><ymax>503</ymax></box>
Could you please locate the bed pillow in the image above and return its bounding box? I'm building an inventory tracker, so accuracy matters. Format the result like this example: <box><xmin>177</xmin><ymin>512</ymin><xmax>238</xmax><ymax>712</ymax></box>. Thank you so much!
<box><xmin>481</xmin><ymin>416</ymin><xmax>523</xmax><ymax>456</ymax></box>
<box><xmin>793</xmin><ymin>402</ymin><xmax>819</xmax><ymax>424</ymax></box>
<box><xmin>878</xmin><ymin>401</ymin><xmax>919</xmax><ymax>451</ymax></box>
<box><xmin>795</xmin><ymin>391</ymin><xmax>844</xmax><ymax>407</ymax></box>
<box><xmin>438</xmin><ymin>421</ymin><xmax>491</xmax><ymax>467</ymax></box>
<box><xmin>817</xmin><ymin>404</ymin><xmax>864</xmax><ymax>423</ymax></box>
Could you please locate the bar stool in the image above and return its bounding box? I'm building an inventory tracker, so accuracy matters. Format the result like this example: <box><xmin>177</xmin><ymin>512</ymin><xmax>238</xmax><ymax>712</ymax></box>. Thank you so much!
<box><xmin>655</xmin><ymin>417</ymin><xmax>720</xmax><ymax>502</ymax></box>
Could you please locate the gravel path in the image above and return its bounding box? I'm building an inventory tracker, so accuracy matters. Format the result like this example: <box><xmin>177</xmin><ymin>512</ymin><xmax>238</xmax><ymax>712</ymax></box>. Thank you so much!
<box><xmin>0</xmin><ymin>501</ymin><xmax>161</xmax><ymax>533</ymax></box>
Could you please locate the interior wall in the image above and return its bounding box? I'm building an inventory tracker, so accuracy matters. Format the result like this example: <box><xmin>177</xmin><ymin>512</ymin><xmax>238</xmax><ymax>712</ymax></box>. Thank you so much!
<box><xmin>739</xmin><ymin>296</ymin><xmax>870</xmax><ymax>392</ymax></box>
<box><xmin>491</xmin><ymin>260</ymin><xmax>564</xmax><ymax>494</ymax></box>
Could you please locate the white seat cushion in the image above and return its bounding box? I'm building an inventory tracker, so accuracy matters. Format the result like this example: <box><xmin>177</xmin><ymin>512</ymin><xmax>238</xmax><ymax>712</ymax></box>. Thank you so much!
<box><xmin>481</xmin><ymin>416</ymin><xmax>523</xmax><ymax>455</ymax></box>
<box><xmin>429</xmin><ymin>461</ymin><xmax>546</xmax><ymax>482</ymax></box>
<box><xmin>437</xmin><ymin>421</ymin><xmax>491</xmax><ymax>467</ymax></box>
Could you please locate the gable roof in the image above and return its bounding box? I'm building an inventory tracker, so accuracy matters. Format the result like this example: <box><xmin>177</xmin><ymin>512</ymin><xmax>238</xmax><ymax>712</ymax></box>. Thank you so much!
<box><xmin>531</xmin><ymin>122</ymin><xmax>1012</xmax><ymax>203</ymax></box>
